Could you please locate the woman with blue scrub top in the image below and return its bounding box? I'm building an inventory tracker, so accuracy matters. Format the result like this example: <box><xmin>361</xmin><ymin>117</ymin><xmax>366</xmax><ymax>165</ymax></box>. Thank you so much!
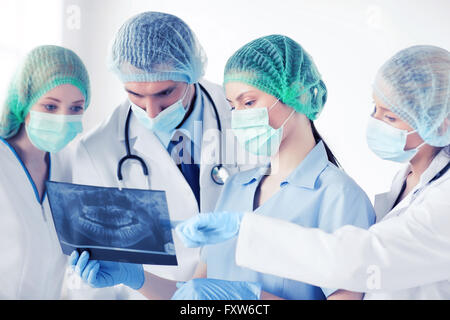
<box><xmin>71</xmin><ymin>35</ymin><xmax>375</xmax><ymax>300</ymax></box>
<box><xmin>176</xmin><ymin>46</ymin><xmax>450</xmax><ymax>300</ymax></box>
<box><xmin>0</xmin><ymin>45</ymin><xmax>90</xmax><ymax>299</ymax></box>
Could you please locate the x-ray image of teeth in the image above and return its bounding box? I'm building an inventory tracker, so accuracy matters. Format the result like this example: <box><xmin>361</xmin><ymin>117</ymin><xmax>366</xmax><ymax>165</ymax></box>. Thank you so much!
<box><xmin>46</xmin><ymin>181</ymin><xmax>177</xmax><ymax>265</ymax></box>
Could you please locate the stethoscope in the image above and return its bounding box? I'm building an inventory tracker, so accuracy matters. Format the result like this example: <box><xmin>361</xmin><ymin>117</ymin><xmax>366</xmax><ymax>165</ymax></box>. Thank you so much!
<box><xmin>117</xmin><ymin>83</ymin><xmax>230</xmax><ymax>189</ymax></box>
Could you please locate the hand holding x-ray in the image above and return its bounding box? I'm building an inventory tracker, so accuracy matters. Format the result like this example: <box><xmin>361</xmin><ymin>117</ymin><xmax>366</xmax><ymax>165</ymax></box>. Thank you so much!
<box><xmin>69</xmin><ymin>250</ymin><xmax>145</xmax><ymax>290</ymax></box>
<box><xmin>175</xmin><ymin>211</ymin><xmax>246</xmax><ymax>247</ymax></box>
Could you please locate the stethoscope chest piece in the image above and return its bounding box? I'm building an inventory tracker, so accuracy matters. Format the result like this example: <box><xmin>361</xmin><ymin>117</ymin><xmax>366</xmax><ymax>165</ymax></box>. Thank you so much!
<box><xmin>211</xmin><ymin>164</ymin><xmax>230</xmax><ymax>185</ymax></box>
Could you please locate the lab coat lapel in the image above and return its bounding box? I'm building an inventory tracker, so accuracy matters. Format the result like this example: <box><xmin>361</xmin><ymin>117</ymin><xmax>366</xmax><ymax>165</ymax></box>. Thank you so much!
<box><xmin>117</xmin><ymin>101</ymin><xmax>131</xmax><ymax>142</ymax></box>
<box><xmin>374</xmin><ymin>165</ymin><xmax>411</xmax><ymax>222</ymax></box>
<box><xmin>373</xmin><ymin>192</ymin><xmax>392</xmax><ymax>222</ymax></box>
<box><xmin>381</xmin><ymin>150</ymin><xmax>449</xmax><ymax>222</ymax></box>
<box><xmin>199</xmin><ymin>81</ymin><xmax>227</xmax><ymax>212</ymax></box>
<box><xmin>109</xmin><ymin>102</ymin><xmax>149</xmax><ymax>189</ymax></box>
<box><xmin>127</xmin><ymin>109</ymin><xmax>199</xmax><ymax>212</ymax></box>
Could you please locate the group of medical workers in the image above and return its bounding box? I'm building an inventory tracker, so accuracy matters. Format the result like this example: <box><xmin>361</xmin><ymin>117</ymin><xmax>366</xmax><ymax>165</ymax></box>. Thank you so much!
<box><xmin>0</xmin><ymin>11</ymin><xmax>448</xmax><ymax>300</ymax></box>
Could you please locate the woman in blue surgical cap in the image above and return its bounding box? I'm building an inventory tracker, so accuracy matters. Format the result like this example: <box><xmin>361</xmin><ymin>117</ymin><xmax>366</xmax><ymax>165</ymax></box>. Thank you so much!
<box><xmin>0</xmin><ymin>45</ymin><xmax>90</xmax><ymax>299</ymax></box>
<box><xmin>176</xmin><ymin>45</ymin><xmax>450</xmax><ymax>299</ymax></box>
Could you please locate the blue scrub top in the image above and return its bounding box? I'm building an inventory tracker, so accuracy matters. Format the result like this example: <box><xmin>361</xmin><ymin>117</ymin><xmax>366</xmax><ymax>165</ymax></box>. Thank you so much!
<box><xmin>203</xmin><ymin>141</ymin><xmax>376</xmax><ymax>300</ymax></box>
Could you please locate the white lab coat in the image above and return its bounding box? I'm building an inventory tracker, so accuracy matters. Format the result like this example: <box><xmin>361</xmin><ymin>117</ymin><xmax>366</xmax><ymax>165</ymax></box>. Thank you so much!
<box><xmin>235</xmin><ymin>146</ymin><xmax>450</xmax><ymax>299</ymax></box>
<box><xmin>68</xmin><ymin>80</ymin><xmax>261</xmax><ymax>299</ymax></box>
<box><xmin>0</xmin><ymin>140</ymin><xmax>71</xmax><ymax>299</ymax></box>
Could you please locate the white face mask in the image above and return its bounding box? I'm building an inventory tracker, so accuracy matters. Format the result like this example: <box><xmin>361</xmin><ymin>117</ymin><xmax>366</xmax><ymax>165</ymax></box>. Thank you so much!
<box><xmin>130</xmin><ymin>85</ymin><xmax>190</xmax><ymax>143</ymax></box>
<box><xmin>231</xmin><ymin>99</ymin><xmax>295</xmax><ymax>157</ymax></box>
<box><xmin>26</xmin><ymin>111</ymin><xmax>83</xmax><ymax>153</ymax></box>
<box><xmin>366</xmin><ymin>116</ymin><xmax>425</xmax><ymax>163</ymax></box>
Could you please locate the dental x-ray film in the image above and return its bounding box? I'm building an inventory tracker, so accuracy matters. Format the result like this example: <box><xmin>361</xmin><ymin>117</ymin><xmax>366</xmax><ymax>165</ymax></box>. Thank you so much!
<box><xmin>46</xmin><ymin>181</ymin><xmax>177</xmax><ymax>265</ymax></box>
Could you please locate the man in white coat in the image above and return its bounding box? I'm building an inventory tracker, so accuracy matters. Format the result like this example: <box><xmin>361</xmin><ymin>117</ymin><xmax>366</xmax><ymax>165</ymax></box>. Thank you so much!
<box><xmin>67</xmin><ymin>12</ymin><xmax>259</xmax><ymax>299</ymax></box>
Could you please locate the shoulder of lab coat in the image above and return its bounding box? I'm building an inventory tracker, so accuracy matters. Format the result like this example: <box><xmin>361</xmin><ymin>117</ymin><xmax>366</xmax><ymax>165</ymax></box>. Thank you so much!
<box><xmin>373</xmin><ymin>165</ymin><xmax>410</xmax><ymax>222</ymax></box>
<box><xmin>70</xmin><ymin>101</ymin><xmax>128</xmax><ymax>186</ymax></box>
<box><xmin>0</xmin><ymin>146</ymin><xmax>29</xmax><ymax>298</ymax></box>
<box><xmin>78</xmin><ymin>100</ymin><xmax>127</xmax><ymax>147</ymax></box>
<box><xmin>197</xmin><ymin>79</ymin><xmax>229</xmax><ymax>206</ymax></box>
<box><xmin>235</xmin><ymin>150</ymin><xmax>450</xmax><ymax>293</ymax></box>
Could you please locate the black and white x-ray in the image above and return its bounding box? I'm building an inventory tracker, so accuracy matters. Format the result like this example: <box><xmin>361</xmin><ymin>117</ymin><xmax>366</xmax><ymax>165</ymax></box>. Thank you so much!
<box><xmin>46</xmin><ymin>181</ymin><xmax>177</xmax><ymax>265</ymax></box>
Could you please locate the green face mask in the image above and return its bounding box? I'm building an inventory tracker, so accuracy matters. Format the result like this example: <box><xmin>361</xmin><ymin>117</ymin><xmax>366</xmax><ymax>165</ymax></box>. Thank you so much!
<box><xmin>26</xmin><ymin>111</ymin><xmax>83</xmax><ymax>153</ymax></box>
<box><xmin>231</xmin><ymin>100</ymin><xmax>295</xmax><ymax>157</ymax></box>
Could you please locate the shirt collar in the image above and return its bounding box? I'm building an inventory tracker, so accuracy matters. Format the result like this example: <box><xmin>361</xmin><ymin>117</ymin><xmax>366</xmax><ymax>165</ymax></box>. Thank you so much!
<box><xmin>234</xmin><ymin>164</ymin><xmax>271</xmax><ymax>186</ymax></box>
<box><xmin>235</xmin><ymin>140</ymin><xmax>330</xmax><ymax>189</ymax></box>
<box><xmin>286</xmin><ymin>140</ymin><xmax>330</xmax><ymax>189</ymax></box>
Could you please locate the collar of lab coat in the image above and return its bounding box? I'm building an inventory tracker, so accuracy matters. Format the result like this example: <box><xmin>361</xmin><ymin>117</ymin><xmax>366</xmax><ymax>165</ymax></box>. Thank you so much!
<box><xmin>115</xmin><ymin>100</ymin><xmax>162</xmax><ymax>161</ymax></box>
<box><xmin>117</xmin><ymin>100</ymin><xmax>133</xmax><ymax>142</ymax></box>
<box><xmin>169</xmin><ymin>83</ymin><xmax>203</xmax><ymax>149</ymax></box>
<box><xmin>164</xmin><ymin>83</ymin><xmax>204</xmax><ymax>164</ymax></box>
<box><xmin>233</xmin><ymin>140</ymin><xmax>329</xmax><ymax>189</ymax></box>
<box><xmin>373</xmin><ymin>165</ymin><xmax>410</xmax><ymax>222</ymax></box>
<box><xmin>417</xmin><ymin>146</ymin><xmax>450</xmax><ymax>186</ymax></box>
<box><xmin>198</xmin><ymin>80</ymin><xmax>231</xmax><ymax>129</ymax></box>
<box><xmin>374</xmin><ymin>146</ymin><xmax>450</xmax><ymax>221</ymax></box>
<box><xmin>198</xmin><ymin>80</ymin><xmax>232</xmax><ymax>167</ymax></box>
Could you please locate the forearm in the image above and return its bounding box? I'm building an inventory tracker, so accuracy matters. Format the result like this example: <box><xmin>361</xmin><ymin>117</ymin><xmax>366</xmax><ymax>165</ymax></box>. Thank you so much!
<box><xmin>260</xmin><ymin>290</ymin><xmax>284</xmax><ymax>300</ymax></box>
<box><xmin>236</xmin><ymin>210</ymin><xmax>450</xmax><ymax>292</ymax></box>
<box><xmin>327</xmin><ymin>290</ymin><xmax>363</xmax><ymax>300</ymax></box>
<box><xmin>236</xmin><ymin>214</ymin><xmax>372</xmax><ymax>292</ymax></box>
<box><xmin>262</xmin><ymin>289</ymin><xmax>362</xmax><ymax>300</ymax></box>
<box><xmin>137</xmin><ymin>271</ymin><xmax>179</xmax><ymax>300</ymax></box>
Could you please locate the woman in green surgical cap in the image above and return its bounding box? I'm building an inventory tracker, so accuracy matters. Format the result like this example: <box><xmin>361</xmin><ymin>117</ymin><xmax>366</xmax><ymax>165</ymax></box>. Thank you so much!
<box><xmin>71</xmin><ymin>35</ymin><xmax>376</xmax><ymax>300</ymax></box>
<box><xmin>0</xmin><ymin>45</ymin><xmax>90</xmax><ymax>299</ymax></box>
<box><xmin>176</xmin><ymin>45</ymin><xmax>450</xmax><ymax>300</ymax></box>
<box><xmin>170</xmin><ymin>34</ymin><xmax>377</xmax><ymax>300</ymax></box>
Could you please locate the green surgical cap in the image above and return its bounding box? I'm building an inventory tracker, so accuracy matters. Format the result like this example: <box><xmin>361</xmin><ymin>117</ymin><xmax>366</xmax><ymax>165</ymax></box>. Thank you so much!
<box><xmin>0</xmin><ymin>45</ymin><xmax>90</xmax><ymax>139</ymax></box>
<box><xmin>373</xmin><ymin>45</ymin><xmax>450</xmax><ymax>147</ymax></box>
<box><xmin>224</xmin><ymin>35</ymin><xmax>327</xmax><ymax>120</ymax></box>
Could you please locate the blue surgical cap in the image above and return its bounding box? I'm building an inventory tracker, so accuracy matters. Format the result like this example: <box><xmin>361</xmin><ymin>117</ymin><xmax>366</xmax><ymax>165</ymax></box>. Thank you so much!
<box><xmin>108</xmin><ymin>12</ymin><xmax>207</xmax><ymax>84</ymax></box>
<box><xmin>373</xmin><ymin>45</ymin><xmax>450</xmax><ymax>147</ymax></box>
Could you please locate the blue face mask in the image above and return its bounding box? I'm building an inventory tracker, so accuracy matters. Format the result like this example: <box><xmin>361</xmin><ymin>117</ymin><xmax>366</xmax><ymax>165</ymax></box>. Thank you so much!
<box><xmin>231</xmin><ymin>100</ymin><xmax>295</xmax><ymax>157</ymax></box>
<box><xmin>366</xmin><ymin>116</ymin><xmax>425</xmax><ymax>163</ymax></box>
<box><xmin>130</xmin><ymin>85</ymin><xmax>190</xmax><ymax>146</ymax></box>
<box><xmin>26</xmin><ymin>111</ymin><xmax>83</xmax><ymax>153</ymax></box>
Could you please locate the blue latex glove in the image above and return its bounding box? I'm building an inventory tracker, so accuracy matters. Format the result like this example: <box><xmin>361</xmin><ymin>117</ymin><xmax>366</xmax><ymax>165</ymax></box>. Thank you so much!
<box><xmin>69</xmin><ymin>250</ymin><xmax>145</xmax><ymax>290</ymax></box>
<box><xmin>175</xmin><ymin>211</ymin><xmax>245</xmax><ymax>248</ymax></box>
<box><xmin>171</xmin><ymin>278</ymin><xmax>262</xmax><ymax>300</ymax></box>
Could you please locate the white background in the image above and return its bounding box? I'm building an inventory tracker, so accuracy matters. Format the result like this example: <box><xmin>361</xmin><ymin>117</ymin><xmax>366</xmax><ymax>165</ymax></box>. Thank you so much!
<box><xmin>1</xmin><ymin>0</ymin><xmax>449</xmax><ymax>202</ymax></box>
